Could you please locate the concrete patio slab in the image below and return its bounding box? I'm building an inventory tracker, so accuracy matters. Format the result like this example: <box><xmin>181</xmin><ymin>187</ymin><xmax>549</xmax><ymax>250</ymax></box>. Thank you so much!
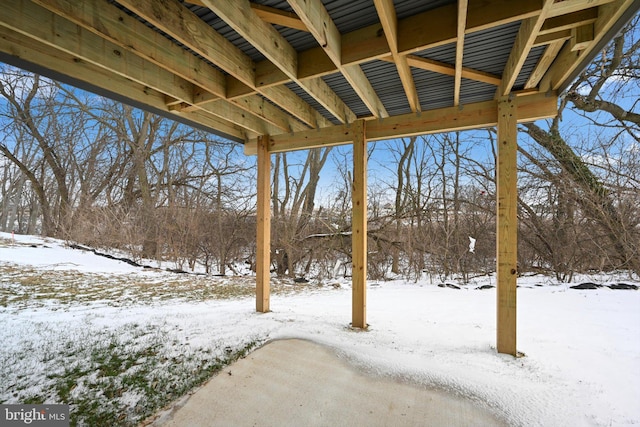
<box><xmin>143</xmin><ymin>339</ymin><xmax>507</xmax><ymax>427</ymax></box>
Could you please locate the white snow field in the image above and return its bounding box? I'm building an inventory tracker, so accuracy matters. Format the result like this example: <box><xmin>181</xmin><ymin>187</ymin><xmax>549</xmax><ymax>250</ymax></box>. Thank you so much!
<box><xmin>1</xmin><ymin>231</ymin><xmax>639</xmax><ymax>426</ymax></box>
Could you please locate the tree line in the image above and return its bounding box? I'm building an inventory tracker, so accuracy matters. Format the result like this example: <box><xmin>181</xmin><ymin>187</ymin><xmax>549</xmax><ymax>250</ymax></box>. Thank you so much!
<box><xmin>1</xmin><ymin>21</ymin><xmax>638</xmax><ymax>281</ymax></box>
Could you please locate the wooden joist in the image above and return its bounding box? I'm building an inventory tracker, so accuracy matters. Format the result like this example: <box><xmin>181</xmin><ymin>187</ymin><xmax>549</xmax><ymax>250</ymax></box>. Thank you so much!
<box><xmin>374</xmin><ymin>0</ymin><xmax>420</xmax><ymax>112</ymax></box>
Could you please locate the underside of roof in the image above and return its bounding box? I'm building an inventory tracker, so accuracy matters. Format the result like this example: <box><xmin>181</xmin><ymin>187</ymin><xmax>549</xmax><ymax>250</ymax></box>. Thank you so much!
<box><xmin>0</xmin><ymin>0</ymin><xmax>638</xmax><ymax>150</ymax></box>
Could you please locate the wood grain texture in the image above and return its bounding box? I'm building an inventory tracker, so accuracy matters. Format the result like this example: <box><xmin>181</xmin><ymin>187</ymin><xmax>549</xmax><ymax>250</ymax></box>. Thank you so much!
<box><xmin>496</xmin><ymin>98</ymin><xmax>518</xmax><ymax>356</ymax></box>
<box><xmin>351</xmin><ymin>120</ymin><xmax>367</xmax><ymax>329</ymax></box>
<box><xmin>256</xmin><ymin>135</ymin><xmax>271</xmax><ymax>313</ymax></box>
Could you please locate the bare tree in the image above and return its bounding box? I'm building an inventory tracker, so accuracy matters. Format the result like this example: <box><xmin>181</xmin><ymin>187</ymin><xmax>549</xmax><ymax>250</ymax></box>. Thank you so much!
<box><xmin>521</xmin><ymin>19</ymin><xmax>639</xmax><ymax>276</ymax></box>
<box><xmin>271</xmin><ymin>148</ymin><xmax>331</xmax><ymax>277</ymax></box>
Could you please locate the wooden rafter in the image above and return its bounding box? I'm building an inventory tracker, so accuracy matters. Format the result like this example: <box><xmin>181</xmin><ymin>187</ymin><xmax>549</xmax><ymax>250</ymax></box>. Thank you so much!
<box><xmin>525</xmin><ymin>40</ymin><xmax>565</xmax><ymax>89</ymax></box>
<box><xmin>534</xmin><ymin>30</ymin><xmax>573</xmax><ymax>47</ymax></box>
<box><xmin>187</xmin><ymin>0</ymin><xmax>311</xmax><ymax>32</ymax></box>
<box><xmin>547</xmin><ymin>0</ymin><xmax>617</xmax><ymax>17</ymax></box>
<box><xmin>203</xmin><ymin>0</ymin><xmax>357</xmax><ymax>124</ymax></box>
<box><xmin>289</xmin><ymin>0</ymin><xmax>388</xmax><ymax>118</ymax></box>
<box><xmin>223</xmin><ymin>0</ymin><xmax>544</xmax><ymax>100</ymax></box>
<box><xmin>539</xmin><ymin>9</ymin><xmax>599</xmax><ymax>35</ymax></box>
<box><xmin>1</xmin><ymin>2</ymin><xmax>190</xmax><ymax>101</ymax></box>
<box><xmin>32</xmin><ymin>0</ymin><xmax>223</xmax><ymax>99</ymax></box>
<box><xmin>389</xmin><ymin>56</ymin><xmax>502</xmax><ymax>86</ymax></box>
<box><xmin>117</xmin><ymin>0</ymin><xmax>331</xmax><ymax>131</ymax></box>
<box><xmin>251</xmin><ymin>3</ymin><xmax>309</xmax><ymax>32</ymax></box>
<box><xmin>2</xmin><ymin>0</ymin><xmax>636</xmax><ymax>146</ymax></box>
<box><xmin>0</xmin><ymin>25</ymin><xmax>249</xmax><ymax>140</ymax></box>
<box><xmin>497</xmin><ymin>0</ymin><xmax>556</xmax><ymax>97</ymax></box>
<box><xmin>31</xmin><ymin>0</ymin><xmax>310</xmax><ymax>136</ymax></box>
<box><xmin>541</xmin><ymin>0</ymin><xmax>638</xmax><ymax>92</ymax></box>
<box><xmin>454</xmin><ymin>0</ymin><xmax>468</xmax><ymax>106</ymax></box>
<box><xmin>373</xmin><ymin>0</ymin><xmax>420</xmax><ymax>112</ymax></box>
<box><xmin>1</xmin><ymin>0</ymin><xmax>265</xmax><ymax>138</ymax></box>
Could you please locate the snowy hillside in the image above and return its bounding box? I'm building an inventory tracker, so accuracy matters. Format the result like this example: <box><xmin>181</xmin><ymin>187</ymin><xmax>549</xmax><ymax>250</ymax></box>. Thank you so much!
<box><xmin>1</xmin><ymin>232</ymin><xmax>639</xmax><ymax>426</ymax></box>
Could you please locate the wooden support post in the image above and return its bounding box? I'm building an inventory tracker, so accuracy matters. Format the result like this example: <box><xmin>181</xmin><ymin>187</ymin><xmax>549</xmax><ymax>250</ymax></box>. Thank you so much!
<box><xmin>256</xmin><ymin>135</ymin><xmax>271</xmax><ymax>313</ymax></box>
<box><xmin>496</xmin><ymin>98</ymin><xmax>518</xmax><ymax>355</ymax></box>
<box><xmin>351</xmin><ymin>120</ymin><xmax>367</xmax><ymax>329</ymax></box>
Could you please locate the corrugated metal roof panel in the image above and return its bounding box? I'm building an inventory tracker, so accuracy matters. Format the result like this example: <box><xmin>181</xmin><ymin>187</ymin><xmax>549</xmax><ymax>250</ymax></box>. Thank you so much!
<box><xmin>412</xmin><ymin>69</ymin><xmax>455</xmax><ymax>111</ymax></box>
<box><xmin>514</xmin><ymin>46</ymin><xmax>547</xmax><ymax>90</ymax></box>
<box><xmin>285</xmin><ymin>82</ymin><xmax>342</xmax><ymax>125</ymax></box>
<box><xmin>460</xmin><ymin>79</ymin><xmax>497</xmax><ymax>105</ymax></box>
<box><xmin>110</xmin><ymin>1</ymin><xmax>231</xmax><ymax>75</ymax></box>
<box><xmin>190</xmin><ymin>7</ymin><xmax>267</xmax><ymax>63</ymax></box>
<box><xmin>322</xmin><ymin>73</ymin><xmax>371</xmax><ymax>118</ymax></box>
<box><xmin>462</xmin><ymin>22</ymin><xmax>521</xmax><ymax>75</ymax></box>
<box><xmin>414</xmin><ymin>42</ymin><xmax>456</xmax><ymax>65</ymax></box>
<box><xmin>361</xmin><ymin>61</ymin><xmax>412</xmax><ymax>116</ymax></box>
<box><xmin>253</xmin><ymin>0</ymin><xmax>319</xmax><ymax>51</ymax></box>
<box><xmin>395</xmin><ymin>0</ymin><xmax>455</xmax><ymax>19</ymax></box>
<box><xmin>250</xmin><ymin>0</ymin><xmax>458</xmax><ymax>50</ymax></box>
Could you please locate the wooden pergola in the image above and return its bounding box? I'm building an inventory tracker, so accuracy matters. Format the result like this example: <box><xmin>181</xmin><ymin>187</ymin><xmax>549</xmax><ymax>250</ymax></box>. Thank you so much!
<box><xmin>1</xmin><ymin>0</ymin><xmax>637</xmax><ymax>355</ymax></box>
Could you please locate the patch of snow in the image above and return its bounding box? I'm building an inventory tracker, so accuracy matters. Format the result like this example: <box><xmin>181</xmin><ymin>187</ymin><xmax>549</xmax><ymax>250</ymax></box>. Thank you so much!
<box><xmin>1</xmin><ymin>233</ymin><xmax>639</xmax><ymax>426</ymax></box>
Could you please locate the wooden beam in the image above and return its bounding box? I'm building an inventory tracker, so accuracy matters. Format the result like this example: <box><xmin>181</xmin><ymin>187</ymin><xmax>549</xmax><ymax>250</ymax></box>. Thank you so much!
<box><xmin>197</xmin><ymin>101</ymin><xmax>282</xmax><ymax>136</ymax></box>
<box><xmin>33</xmin><ymin>0</ymin><xmax>314</xmax><ymax>136</ymax></box>
<box><xmin>289</xmin><ymin>0</ymin><xmax>388</xmax><ymax>118</ymax></box>
<box><xmin>287</xmin><ymin>0</ymin><xmax>341</xmax><ymax>65</ymax></box>
<box><xmin>398</xmin><ymin>0</ymin><xmax>542</xmax><ymax>55</ymax></box>
<box><xmin>233</xmin><ymin>1</ymin><xmax>543</xmax><ymax>99</ymax></box>
<box><xmin>118</xmin><ymin>0</ymin><xmax>330</xmax><ymax>130</ymax></box>
<box><xmin>393</xmin><ymin>55</ymin><xmax>502</xmax><ymax>86</ymax></box>
<box><xmin>191</xmin><ymin>1</ymin><xmax>311</xmax><ymax>32</ymax></box>
<box><xmin>229</xmin><ymin>96</ymin><xmax>308</xmax><ymax>133</ymax></box>
<box><xmin>299</xmin><ymin>76</ymin><xmax>356</xmax><ymax>124</ymax></box>
<box><xmin>342</xmin><ymin>64</ymin><xmax>390</xmax><ymax>118</ymax></box>
<box><xmin>539</xmin><ymin>9</ymin><xmax>599</xmax><ymax>35</ymax></box>
<box><xmin>496</xmin><ymin>97</ymin><xmax>518</xmax><ymax>356</ymax></box>
<box><xmin>571</xmin><ymin>24</ymin><xmax>595</xmax><ymax>51</ymax></box>
<box><xmin>209</xmin><ymin>1</ymin><xmax>298</xmax><ymax>80</ymax></box>
<box><xmin>498</xmin><ymin>0</ymin><xmax>555</xmax><ymax>96</ymax></box>
<box><xmin>533</xmin><ymin>30</ymin><xmax>572</xmax><ymax>47</ymax></box>
<box><xmin>548</xmin><ymin>0</ymin><xmax>616</xmax><ymax>17</ymax></box>
<box><xmin>455</xmin><ymin>0</ymin><xmax>469</xmax><ymax>106</ymax></box>
<box><xmin>374</xmin><ymin>0</ymin><xmax>420</xmax><ymax>112</ymax></box>
<box><xmin>250</xmin><ymin>3</ymin><xmax>309</xmax><ymax>32</ymax></box>
<box><xmin>256</xmin><ymin>135</ymin><xmax>271</xmax><ymax>313</ymax></box>
<box><xmin>525</xmin><ymin>40</ymin><xmax>565</xmax><ymax>89</ymax></box>
<box><xmin>244</xmin><ymin>92</ymin><xmax>558</xmax><ymax>154</ymax></box>
<box><xmin>259</xmin><ymin>86</ymin><xmax>332</xmax><ymax>128</ymax></box>
<box><xmin>118</xmin><ymin>0</ymin><xmax>253</xmax><ymax>87</ymax></box>
<box><xmin>0</xmin><ymin>26</ymin><xmax>248</xmax><ymax>141</ymax></box>
<box><xmin>0</xmin><ymin>1</ymin><xmax>193</xmax><ymax>103</ymax></box>
<box><xmin>33</xmin><ymin>0</ymin><xmax>226</xmax><ymax>98</ymax></box>
<box><xmin>540</xmin><ymin>0</ymin><xmax>638</xmax><ymax>92</ymax></box>
<box><xmin>351</xmin><ymin>120</ymin><xmax>367</xmax><ymax>329</ymax></box>
<box><xmin>204</xmin><ymin>0</ymin><xmax>357</xmax><ymax>124</ymax></box>
<box><xmin>3</xmin><ymin>0</ymin><xmax>294</xmax><ymax>138</ymax></box>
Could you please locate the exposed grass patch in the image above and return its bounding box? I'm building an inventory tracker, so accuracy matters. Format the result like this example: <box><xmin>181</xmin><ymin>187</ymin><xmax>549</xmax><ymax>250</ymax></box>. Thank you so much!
<box><xmin>0</xmin><ymin>253</ymin><xmax>322</xmax><ymax>425</ymax></box>
<box><xmin>0</xmin><ymin>249</ymin><xmax>324</xmax><ymax>426</ymax></box>
<box><xmin>1</xmin><ymin>320</ymin><xmax>261</xmax><ymax>426</ymax></box>
<box><xmin>0</xmin><ymin>262</ymin><xmax>307</xmax><ymax>311</ymax></box>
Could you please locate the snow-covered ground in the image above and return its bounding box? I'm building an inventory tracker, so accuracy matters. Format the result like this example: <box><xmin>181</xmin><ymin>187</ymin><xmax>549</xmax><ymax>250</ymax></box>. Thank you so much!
<box><xmin>1</xmin><ymin>231</ymin><xmax>639</xmax><ymax>426</ymax></box>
